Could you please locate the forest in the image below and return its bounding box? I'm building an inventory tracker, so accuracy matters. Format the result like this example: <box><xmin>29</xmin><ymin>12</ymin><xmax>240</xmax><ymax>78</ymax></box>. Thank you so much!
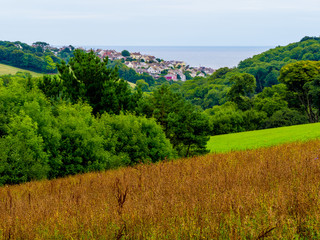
<box><xmin>0</xmin><ymin>41</ymin><xmax>74</xmax><ymax>73</ymax></box>
<box><xmin>0</xmin><ymin>49</ymin><xmax>209</xmax><ymax>185</ymax></box>
<box><xmin>1</xmin><ymin>37</ymin><xmax>320</xmax><ymax>185</ymax></box>
<box><xmin>169</xmin><ymin>37</ymin><xmax>320</xmax><ymax>134</ymax></box>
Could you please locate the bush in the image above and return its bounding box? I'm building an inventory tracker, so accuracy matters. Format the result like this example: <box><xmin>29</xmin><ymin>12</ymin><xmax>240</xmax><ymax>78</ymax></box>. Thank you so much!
<box><xmin>97</xmin><ymin>113</ymin><xmax>176</xmax><ymax>164</ymax></box>
<box><xmin>50</xmin><ymin>102</ymin><xmax>112</xmax><ymax>178</ymax></box>
<box><xmin>264</xmin><ymin>108</ymin><xmax>308</xmax><ymax>128</ymax></box>
<box><xmin>207</xmin><ymin>102</ymin><xmax>246</xmax><ymax>135</ymax></box>
<box><xmin>0</xmin><ymin>112</ymin><xmax>49</xmax><ymax>185</ymax></box>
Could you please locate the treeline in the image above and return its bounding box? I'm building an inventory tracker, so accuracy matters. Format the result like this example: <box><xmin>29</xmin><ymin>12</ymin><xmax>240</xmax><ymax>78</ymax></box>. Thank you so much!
<box><xmin>0</xmin><ymin>41</ymin><xmax>74</xmax><ymax>73</ymax></box>
<box><xmin>238</xmin><ymin>36</ymin><xmax>320</xmax><ymax>92</ymax></box>
<box><xmin>0</xmin><ymin>50</ymin><xmax>209</xmax><ymax>185</ymax></box>
<box><xmin>2</xmin><ymin>37</ymin><xmax>320</xmax><ymax>185</ymax></box>
<box><xmin>0</xmin><ymin>40</ymin><xmax>173</xmax><ymax>88</ymax></box>
<box><xmin>168</xmin><ymin>37</ymin><xmax>320</xmax><ymax>135</ymax></box>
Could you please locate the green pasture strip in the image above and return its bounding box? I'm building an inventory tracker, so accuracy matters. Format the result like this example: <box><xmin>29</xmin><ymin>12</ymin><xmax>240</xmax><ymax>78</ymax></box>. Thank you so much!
<box><xmin>127</xmin><ymin>81</ymin><xmax>136</xmax><ymax>88</ymax></box>
<box><xmin>208</xmin><ymin>122</ymin><xmax>320</xmax><ymax>153</ymax></box>
<box><xmin>0</xmin><ymin>63</ymin><xmax>44</xmax><ymax>77</ymax></box>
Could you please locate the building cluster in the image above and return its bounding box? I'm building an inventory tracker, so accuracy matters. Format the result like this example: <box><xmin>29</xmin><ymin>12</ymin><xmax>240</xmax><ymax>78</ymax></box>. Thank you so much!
<box><xmin>41</xmin><ymin>43</ymin><xmax>215</xmax><ymax>81</ymax></box>
<box><xmin>94</xmin><ymin>49</ymin><xmax>215</xmax><ymax>81</ymax></box>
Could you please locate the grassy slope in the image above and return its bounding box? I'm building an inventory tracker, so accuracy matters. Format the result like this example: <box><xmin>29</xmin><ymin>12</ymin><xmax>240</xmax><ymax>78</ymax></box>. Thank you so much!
<box><xmin>127</xmin><ymin>81</ymin><xmax>136</xmax><ymax>88</ymax></box>
<box><xmin>0</xmin><ymin>63</ymin><xmax>136</xmax><ymax>89</ymax></box>
<box><xmin>0</xmin><ymin>63</ymin><xmax>43</xmax><ymax>77</ymax></box>
<box><xmin>1</xmin><ymin>140</ymin><xmax>320</xmax><ymax>239</ymax></box>
<box><xmin>207</xmin><ymin>122</ymin><xmax>320</xmax><ymax>153</ymax></box>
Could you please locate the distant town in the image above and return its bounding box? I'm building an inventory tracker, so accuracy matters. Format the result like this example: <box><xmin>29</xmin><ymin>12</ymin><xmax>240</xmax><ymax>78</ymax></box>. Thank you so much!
<box><xmin>35</xmin><ymin>43</ymin><xmax>215</xmax><ymax>81</ymax></box>
<box><xmin>86</xmin><ymin>48</ymin><xmax>215</xmax><ymax>81</ymax></box>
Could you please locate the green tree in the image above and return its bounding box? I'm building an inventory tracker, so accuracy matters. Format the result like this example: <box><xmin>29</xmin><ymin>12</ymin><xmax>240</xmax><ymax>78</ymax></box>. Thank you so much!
<box><xmin>33</xmin><ymin>41</ymin><xmax>49</xmax><ymax>49</ymax></box>
<box><xmin>96</xmin><ymin>113</ymin><xmax>176</xmax><ymax>164</ymax></box>
<box><xmin>51</xmin><ymin>102</ymin><xmax>111</xmax><ymax>177</ymax></box>
<box><xmin>206</xmin><ymin>102</ymin><xmax>245</xmax><ymax>135</ymax></box>
<box><xmin>227</xmin><ymin>73</ymin><xmax>256</xmax><ymax>110</ymax></box>
<box><xmin>135</xmin><ymin>79</ymin><xmax>149</xmax><ymax>92</ymax></box>
<box><xmin>45</xmin><ymin>56</ymin><xmax>56</xmax><ymax>72</ymax></box>
<box><xmin>279</xmin><ymin>60</ymin><xmax>320</xmax><ymax>122</ymax></box>
<box><xmin>253</xmin><ymin>93</ymin><xmax>288</xmax><ymax>117</ymax></box>
<box><xmin>305</xmin><ymin>74</ymin><xmax>320</xmax><ymax>120</ymax></box>
<box><xmin>264</xmin><ymin>108</ymin><xmax>308</xmax><ymax>128</ymax></box>
<box><xmin>37</xmin><ymin>75</ymin><xmax>63</xmax><ymax>100</ymax></box>
<box><xmin>209</xmin><ymin>67</ymin><xmax>232</xmax><ymax>80</ymax></box>
<box><xmin>0</xmin><ymin>112</ymin><xmax>49</xmax><ymax>185</ymax></box>
<box><xmin>57</xmin><ymin>49</ymin><xmax>134</xmax><ymax>115</ymax></box>
<box><xmin>141</xmin><ymin>85</ymin><xmax>210</xmax><ymax>157</ymax></box>
<box><xmin>121</xmin><ymin>50</ymin><xmax>130</xmax><ymax>57</ymax></box>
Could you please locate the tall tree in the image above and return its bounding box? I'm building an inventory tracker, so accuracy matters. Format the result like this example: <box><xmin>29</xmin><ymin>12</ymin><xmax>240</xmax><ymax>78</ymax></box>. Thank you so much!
<box><xmin>57</xmin><ymin>49</ymin><xmax>134</xmax><ymax>115</ymax></box>
<box><xmin>140</xmin><ymin>85</ymin><xmax>210</xmax><ymax>157</ymax></box>
<box><xmin>279</xmin><ymin>60</ymin><xmax>320</xmax><ymax>123</ymax></box>
<box><xmin>227</xmin><ymin>73</ymin><xmax>256</xmax><ymax>110</ymax></box>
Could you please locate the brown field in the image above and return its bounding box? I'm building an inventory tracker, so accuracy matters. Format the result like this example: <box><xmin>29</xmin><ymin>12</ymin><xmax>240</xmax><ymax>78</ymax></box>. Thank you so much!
<box><xmin>1</xmin><ymin>140</ymin><xmax>320</xmax><ymax>239</ymax></box>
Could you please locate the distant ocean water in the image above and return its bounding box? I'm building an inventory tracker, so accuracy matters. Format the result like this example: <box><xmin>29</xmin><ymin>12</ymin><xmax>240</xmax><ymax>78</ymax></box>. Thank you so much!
<box><xmin>82</xmin><ymin>46</ymin><xmax>273</xmax><ymax>69</ymax></box>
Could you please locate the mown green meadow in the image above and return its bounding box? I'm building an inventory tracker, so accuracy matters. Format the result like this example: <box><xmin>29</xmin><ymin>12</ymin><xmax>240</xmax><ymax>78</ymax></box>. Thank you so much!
<box><xmin>0</xmin><ymin>63</ymin><xmax>43</xmax><ymax>77</ymax></box>
<box><xmin>207</xmin><ymin>122</ymin><xmax>320</xmax><ymax>153</ymax></box>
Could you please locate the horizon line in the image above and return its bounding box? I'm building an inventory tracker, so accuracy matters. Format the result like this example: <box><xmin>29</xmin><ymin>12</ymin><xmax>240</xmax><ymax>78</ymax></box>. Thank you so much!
<box><xmin>66</xmin><ymin>45</ymin><xmax>275</xmax><ymax>47</ymax></box>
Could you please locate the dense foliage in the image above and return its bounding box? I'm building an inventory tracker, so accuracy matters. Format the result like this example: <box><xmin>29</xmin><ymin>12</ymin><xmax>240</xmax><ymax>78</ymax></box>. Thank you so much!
<box><xmin>57</xmin><ymin>49</ymin><xmax>139</xmax><ymax>115</ymax></box>
<box><xmin>137</xmin><ymin>85</ymin><xmax>210</xmax><ymax>157</ymax></box>
<box><xmin>2</xmin><ymin>36</ymin><xmax>320</xmax><ymax>185</ymax></box>
<box><xmin>0</xmin><ymin>41</ymin><xmax>62</xmax><ymax>73</ymax></box>
<box><xmin>0</xmin><ymin>74</ymin><xmax>178</xmax><ymax>185</ymax></box>
<box><xmin>174</xmin><ymin>37</ymin><xmax>320</xmax><ymax>135</ymax></box>
<box><xmin>0</xmin><ymin>49</ymin><xmax>210</xmax><ymax>185</ymax></box>
<box><xmin>238</xmin><ymin>36</ymin><xmax>320</xmax><ymax>92</ymax></box>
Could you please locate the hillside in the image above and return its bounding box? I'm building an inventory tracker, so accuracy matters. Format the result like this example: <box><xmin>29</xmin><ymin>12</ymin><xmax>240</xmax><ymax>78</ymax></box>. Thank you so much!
<box><xmin>178</xmin><ymin>37</ymin><xmax>320</xmax><ymax>137</ymax></box>
<box><xmin>180</xmin><ymin>36</ymin><xmax>320</xmax><ymax>110</ymax></box>
<box><xmin>238</xmin><ymin>36</ymin><xmax>320</xmax><ymax>92</ymax></box>
<box><xmin>0</xmin><ymin>63</ymin><xmax>43</xmax><ymax>77</ymax></box>
<box><xmin>208</xmin><ymin>122</ymin><xmax>320</xmax><ymax>153</ymax></box>
<box><xmin>0</xmin><ymin>40</ymin><xmax>163</xmax><ymax>90</ymax></box>
<box><xmin>1</xmin><ymin>140</ymin><xmax>320</xmax><ymax>239</ymax></box>
<box><xmin>0</xmin><ymin>41</ymin><xmax>61</xmax><ymax>74</ymax></box>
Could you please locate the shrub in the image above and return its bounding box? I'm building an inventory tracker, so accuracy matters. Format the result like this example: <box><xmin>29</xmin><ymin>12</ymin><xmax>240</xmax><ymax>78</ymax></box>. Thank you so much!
<box><xmin>97</xmin><ymin>113</ymin><xmax>176</xmax><ymax>164</ymax></box>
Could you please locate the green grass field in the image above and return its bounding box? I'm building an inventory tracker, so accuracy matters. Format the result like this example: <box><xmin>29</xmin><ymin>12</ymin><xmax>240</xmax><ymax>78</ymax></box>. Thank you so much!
<box><xmin>207</xmin><ymin>122</ymin><xmax>320</xmax><ymax>153</ymax></box>
<box><xmin>0</xmin><ymin>63</ymin><xmax>137</xmax><ymax>89</ymax></box>
<box><xmin>127</xmin><ymin>81</ymin><xmax>136</xmax><ymax>88</ymax></box>
<box><xmin>0</xmin><ymin>63</ymin><xmax>43</xmax><ymax>77</ymax></box>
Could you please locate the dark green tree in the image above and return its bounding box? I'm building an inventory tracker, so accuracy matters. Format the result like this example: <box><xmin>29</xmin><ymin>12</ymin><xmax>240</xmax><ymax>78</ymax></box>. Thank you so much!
<box><xmin>227</xmin><ymin>73</ymin><xmax>256</xmax><ymax>110</ymax></box>
<box><xmin>0</xmin><ymin>113</ymin><xmax>49</xmax><ymax>185</ymax></box>
<box><xmin>135</xmin><ymin>79</ymin><xmax>149</xmax><ymax>92</ymax></box>
<box><xmin>57</xmin><ymin>49</ymin><xmax>134</xmax><ymax>115</ymax></box>
<box><xmin>305</xmin><ymin>74</ymin><xmax>320</xmax><ymax>120</ymax></box>
<box><xmin>140</xmin><ymin>85</ymin><xmax>210</xmax><ymax>157</ymax></box>
<box><xmin>96</xmin><ymin>113</ymin><xmax>176</xmax><ymax>164</ymax></box>
<box><xmin>121</xmin><ymin>50</ymin><xmax>130</xmax><ymax>57</ymax></box>
<box><xmin>263</xmin><ymin>108</ymin><xmax>308</xmax><ymax>128</ymax></box>
<box><xmin>37</xmin><ymin>75</ymin><xmax>63</xmax><ymax>100</ymax></box>
<box><xmin>279</xmin><ymin>60</ymin><xmax>320</xmax><ymax>122</ymax></box>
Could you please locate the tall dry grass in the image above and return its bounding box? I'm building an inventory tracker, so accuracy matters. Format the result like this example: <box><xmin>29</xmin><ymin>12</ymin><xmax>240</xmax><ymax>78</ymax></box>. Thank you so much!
<box><xmin>1</xmin><ymin>140</ymin><xmax>320</xmax><ymax>239</ymax></box>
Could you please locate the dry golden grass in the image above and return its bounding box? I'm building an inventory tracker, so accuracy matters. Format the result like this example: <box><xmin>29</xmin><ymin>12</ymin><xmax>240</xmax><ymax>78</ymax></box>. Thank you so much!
<box><xmin>2</xmin><ymin>140</ymin><xmax>320</xmax><ymax>239</ymax></box>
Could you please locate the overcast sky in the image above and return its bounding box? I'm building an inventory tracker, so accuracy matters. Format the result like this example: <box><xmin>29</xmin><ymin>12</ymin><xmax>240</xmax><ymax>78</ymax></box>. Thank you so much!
<box><xmin>1</xmin><ymin>0</ymin><xmax>319</xmax><ymax>46</ymax></box>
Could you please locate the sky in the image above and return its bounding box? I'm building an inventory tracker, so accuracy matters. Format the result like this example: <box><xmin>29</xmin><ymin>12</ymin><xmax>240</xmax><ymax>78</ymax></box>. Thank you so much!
<box><xmin>1</xmin><ymin>0</ymin><xmax>320</xmax><ymax>46</ymax></box>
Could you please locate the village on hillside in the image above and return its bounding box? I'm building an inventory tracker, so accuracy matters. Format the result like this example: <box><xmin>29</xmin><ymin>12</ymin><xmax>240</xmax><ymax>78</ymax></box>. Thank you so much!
<box><xmin>92</xmin><ymin>49</ymin><xmax>215</xmax><ymax>81</ymax></box>
<box><xmin>41</xmin><ymin>43</ymin><xmax>215</xmax><ymax>81</ymax></box>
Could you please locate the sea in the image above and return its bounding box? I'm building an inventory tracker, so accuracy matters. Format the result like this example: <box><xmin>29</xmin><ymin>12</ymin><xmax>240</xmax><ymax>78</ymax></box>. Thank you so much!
<box><xmin>82</xmin><ymin>46</ymin><xmax>273</xmax><ymax>69</ymax></box>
